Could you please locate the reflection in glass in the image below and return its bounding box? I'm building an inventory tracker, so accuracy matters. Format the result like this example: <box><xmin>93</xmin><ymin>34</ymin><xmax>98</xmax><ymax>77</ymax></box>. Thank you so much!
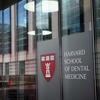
<box><xmin>61</xmin><ymin>0</ymin><xmax>84</xmax><ymax>35</ymax></box>
<box><xmin>5</xmin><ymin>63</ymin><xmax>9</xmax><ymax>76</ymax></box>
<box><xmin>24</xmin><ymin>1</ymin><xmax>35</xmax><ymax>12</ymax></box>
<box><xmin>36</xmin><ymin>0</ymin><xmax>59</xmax><ymax>41</ymax></box>
<box><xmin>0</xmin><ymin>0</ymin><xmax>36</xmax><ymax>99</ymax></box>
<box><xmin>42</xmin><ymin>1</ymin><xmax>59</xmax><ymax>13</ymax></box>
<box><xmin>28</xmin><ymin>31</ymin><xmax>35</xmax><ymax>35</ymax></box>
<box><xmin>95</xmin><ymin>0</ymin><xmax>100</xmax><ymax>99</ymax></box>
<box><xmin>95</xmin><ymin>0</ymin><xmax>100</xmax><ymax>37</ymax></box>
<box><xmin>28</xmin><ymin>30</ymin><xmax>52</xmax><ymax>36</ymax></box>
<box><xmin>17</xmin><ymin>0</ymin><xmax>28</xmax><ymax>51</ymax></box>
<box><xmin>0</xmin><ymin>11</ymin><xmax>2</xmax><ymax>30</ymax></box>
<box><xmin>19</xmin><ymin>61</ymin><xmax>25</xmax><ymax>75</ymax></box>
<box><xmin>0</xmin><ymin>63</ymin><xmax>3</xmax><ymax>75</ymax></box>
<box><xmin>0</xmin><ymin>11</ymin><xmax>2</xmax><ymax>54</ymax></box>
<box><xmin>4</xmin><ymin>8</ymin><xmax>11</xmax><ymax>54</ymax></box>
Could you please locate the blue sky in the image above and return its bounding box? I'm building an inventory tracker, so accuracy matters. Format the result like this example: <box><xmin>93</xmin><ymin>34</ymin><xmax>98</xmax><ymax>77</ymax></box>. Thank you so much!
<box><xmin>4</xmin><ymin>8</ymin><xmax>10</xmax><ymax>24</ymax></box>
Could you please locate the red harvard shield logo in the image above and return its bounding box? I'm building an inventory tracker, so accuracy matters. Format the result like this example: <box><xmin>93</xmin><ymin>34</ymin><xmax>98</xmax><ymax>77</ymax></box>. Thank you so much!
<box><xmin>40</xmin><ymin>54</ymin><xmax>55</xmax><ymax>81</ymax></box>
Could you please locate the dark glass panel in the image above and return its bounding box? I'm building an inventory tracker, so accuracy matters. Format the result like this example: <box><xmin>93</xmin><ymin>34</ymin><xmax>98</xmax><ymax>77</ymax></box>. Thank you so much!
<box><xmin>19</xmin><ymin>61</ymin><xmax>25</xmax><ymax>75</ymax></box>
<box><xmin>5</xmin><ymin>63</ymin><xmax>9</xmax><ymax>76</ymax></box>
<box><xmin>95</xmin><ymin>0</ymin><xmax>100</xmax><ymax>99</ymax></box>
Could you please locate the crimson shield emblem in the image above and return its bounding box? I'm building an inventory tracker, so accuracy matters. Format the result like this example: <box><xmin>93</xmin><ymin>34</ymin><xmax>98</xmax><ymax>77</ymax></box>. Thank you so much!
<box><xmin>40</xmin><ymin>54</ymin><xmax>55</xmax><ymax>81</ymax></box>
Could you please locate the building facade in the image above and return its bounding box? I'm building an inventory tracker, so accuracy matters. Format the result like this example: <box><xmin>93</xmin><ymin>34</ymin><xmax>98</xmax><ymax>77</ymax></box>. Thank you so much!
<box><xmin>0</xmin><ymin>0</ymin><xmax>36</xmax><ymax>100</ymax></box>
<box><xmin>0</xmin><ymin>0</ymin><xmax>100</xmax><ymax>100</ymax></box>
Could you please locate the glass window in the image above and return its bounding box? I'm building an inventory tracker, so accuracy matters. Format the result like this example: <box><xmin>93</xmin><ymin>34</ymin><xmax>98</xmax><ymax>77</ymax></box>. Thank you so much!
<box><xmin>0</xmin><ymin>11</ymin><xmax>2</xmax><ymax>54</ymax></box>
<box><xmin>4</xmin><ymin>7</ymin><xmax>11</xmax><ymax>54</ymax></box>
<box><xmin>0</xmin><ymin>11</ymin><xmax>2</xmax><ymax>34</ymax></box>
<box><xmin>0</xmin><ymin>63</ymin><xmax>3</xmax><ymax>76</ymax></box>
<box><xmin>61</xmin><ymin>0</ymin><xmax>84</xmax><ymax>36</ymax></box>
<box><xmin>94</xmin><ymin>0</ymin><xmax>100</xmax><ymax>99</ymax></box>
<box><xmin>17</xmin><ymin>0</ymin><xmax>28</xmax><ymax>51</ymax></box>
<box><xmin>5</xmin><ymin>63</ymin><xmax>9</xmax><ymax>75</ymax></box>
<box><xmin>19</xmin><ymin>61</ymin><xmax>25</xmax><ymax>75</ymax></box>
<box><xmin>0</xmin><ymin>0</ymin><xmax>36</xmax><ymax>100</ymax></box>
<box><xmin>36</xmin><ymin>0</ymin><xmax>59</xmax><ymax>41</ymax></box>
<box><xmin>95</xmin><ymin>0</ymin><xmax>100</xmax><ymax>38</ymax></box>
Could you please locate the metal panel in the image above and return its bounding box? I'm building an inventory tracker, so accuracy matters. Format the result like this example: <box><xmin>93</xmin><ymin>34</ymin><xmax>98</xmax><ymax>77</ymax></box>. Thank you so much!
<box><xmin>62</xmin><ymin>32</ymin><xmax>95</xmax><ymax>100</ymax></box>
<box><xmin>37</xmin><ymin>38</ymin><xmax>61</xmax><ymax>100</ymax></box>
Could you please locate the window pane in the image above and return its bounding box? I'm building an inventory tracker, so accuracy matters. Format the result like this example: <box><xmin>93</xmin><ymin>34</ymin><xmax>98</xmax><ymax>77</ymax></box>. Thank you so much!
<box><xmin>17</xmin><ymin>0</ymin><xmax>28</xmax><ymax>51</ymax></box>
<box><xmin>0</xmin><ymin>11</ymin><xmax>2</xmax><ymax>31</ymax></box>
<box><xmin>5</xmin><ymin>63</ymin><xmax>9</xmax><ymax>75</ymax></box>
<box><xmin>61</xmin><ymin>0</ymin><xmax>86</xmax><ymax>36</ymax></box>
<box><xmin>95</xmin><ymin>0</ymin><xmax>100</xmax><ymax>99</ymax></box>
<box><xmin>0</xmin><ymin>11</ymin><xmax>2</xmax><ymax>54</ymax></box>
<box><xmin>0</xmin><ymin>63</ymin><xmax>3</xmax><ymax>75</ymax></box>
<box><xmin>4</xmin><ymin>8</ymin><xmax>11</xmax><ymax>54</ymax></box>
<box><xmin>36</xmin><ymin>0</ymin><xmax>59</xmax><ymax>41</ymax></box>
<box><xmin>19</xmin><ymin>61</ymin><xmax>25</xmax><ymax>75</ymax></box>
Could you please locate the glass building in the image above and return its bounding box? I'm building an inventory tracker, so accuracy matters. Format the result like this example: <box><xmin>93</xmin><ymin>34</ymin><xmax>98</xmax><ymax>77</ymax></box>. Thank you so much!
<box><xmin>0</xmin><ymin>0</ymin><xmax>99</xmax><ymax>100</ymax></box>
